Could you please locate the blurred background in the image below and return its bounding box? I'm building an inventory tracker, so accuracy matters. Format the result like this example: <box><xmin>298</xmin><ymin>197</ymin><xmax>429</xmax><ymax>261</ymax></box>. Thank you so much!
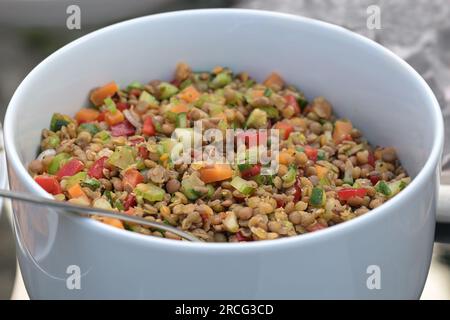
<box><xmin>0</xmin><ymin>0</ymin><xmax>449</xmax><ymax>299</ymax></box>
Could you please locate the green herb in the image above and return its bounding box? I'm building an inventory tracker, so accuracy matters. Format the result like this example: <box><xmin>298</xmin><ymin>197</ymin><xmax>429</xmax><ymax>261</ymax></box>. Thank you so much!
<box><xmin>375</xmin><ymin>181</ymin><xmax>391</xmax><ymax>196</ymax></box>
<box><xmin>264</xmin><ymin>88</ymin><xmax>273</xmax><ymax>97</ymax></box>
<box><xmin>78</xmin><ymin>123</ymin><xmax>100</xmax><ymax>136</ymax></box>
<box><xmin>81</xmin><ymin>178</ymin><xmax>101</xmax><ymax>190</ymax></box>
<box><xmin>50</xmin><ymin>113</ymin><xmax>73</xmax><ymax>132</ymax></box>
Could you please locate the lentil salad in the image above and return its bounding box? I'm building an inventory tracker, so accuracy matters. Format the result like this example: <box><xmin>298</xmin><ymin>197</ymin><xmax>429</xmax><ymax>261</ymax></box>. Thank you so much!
<box><xmin>28</xmin><ymin>63</ymin><xmax>410</xmax><ymax>242</ymax></box>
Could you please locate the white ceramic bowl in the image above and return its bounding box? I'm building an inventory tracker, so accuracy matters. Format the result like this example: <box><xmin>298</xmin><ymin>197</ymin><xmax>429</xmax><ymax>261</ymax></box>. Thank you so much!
<box><xmin>4</xmin><ymin>9</ymin><xmax>448</xmax><ymax>299</ymax></box>
<box><xmin>0</xmin><ymin>123</ymin><xmax>7</xmax><ymax>212</ymax></box>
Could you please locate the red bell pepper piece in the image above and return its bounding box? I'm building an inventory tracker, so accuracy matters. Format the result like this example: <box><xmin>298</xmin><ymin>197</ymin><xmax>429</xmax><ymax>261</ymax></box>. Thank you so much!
<box><xmin>123</xmin><ymin>194</ymin><xmax>137</xmax><ymax>211</ymax></box>
<box><xmin>110</xmin><ymin>120</ymin><xmax>136</xmax><ymax>137</ymax></box>
<box><xmin>56</xmin><ymin>158</ymin><xmax>84</xmax><ymax>180</ymax></box>
<box><xmin>273</xmin><ymin>122</ymin><xmax>294</xmax><ymax>140</ymax></box>
<box><xmin>142</xmin><ymin>117</ymin><xmax>156</xmax><ymax>136</ymax></box>
<box><xmin>369</xmin><ymin>175</ymin><xmax>380</xmax><ymax>185</ymax></box>
<box><xmin>285</xmin><ymin>94</ymin><xmax>301</xmax><ymax>114</ymax></box>
<box><xmin>293</xmin><ymin>177</ymin><xmax>302</xmax><ymax>202</ymax></box>
<box><xmin>236</xmin><ymin>131</ymin><xmax>267</xmax><ymax>147</ymax></box>
<box><xmin>128</xmin><ymin>88</ymin><xmax>142</xmax><ymax>98</ymax></box>
<box><xmin>304</xmin><ymin>146</ymin><xmax>318</xmax><ymax>162</ymax></box>
<box><xmin>276</xmin><ymin>198</ymin><xmax>285</xmax><ymax>208</ymax></box>
<box><xmin>241</xmin><ymin>164</ymin><xmax>261</xmax><ymax>179</ymax></box>
<box><xmin>122</xmin><ymin>168</ymin><xmax>144</xmax><ymax>190</ymax></box>
<box><xmin>337</xmin><ymin>188</ymin><xmax>368</xmax><ymax>201</ymax></box>
<box><xmin>34</xmin><ymin>175</ymin><xmax>62</xmax><ymax>195</ymax></box>
<box><xmin>88</xmin><ymin>156</ymin><xmax>108</xmax><ymax>179</ymax></box>
<box><xmin>236</xmin><ymin>231</ymin><xmax>252</xmax><ymax>242</ymax></box>
<box><xmin>116</xmin><ymin>102</ymin><xmax>129</xmax><ymax>111</ymax></box>
<box><xmin>97</xmin><ymin>110</ymin><xmax>108</xmax><ymax>122</ymax></box>
<box><xmin>138</xmin><ymin>145</ymin><xmax>149</xmax><ymax>159</ymax></box>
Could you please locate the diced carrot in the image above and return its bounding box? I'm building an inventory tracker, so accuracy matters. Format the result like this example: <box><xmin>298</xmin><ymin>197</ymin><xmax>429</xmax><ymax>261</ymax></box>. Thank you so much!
<box><xmin>67</xmin><ymin>183</ymin><xmax>86</xmax><ymax>199</ymax></box>
<box><xmin>333</xmin><ymin>120</ymin><xmax>353</xmax><ymax>144</ymax></box>
<box><xmin>273</xmin><ymin>122</ymin><xmax>294</xmax><ymax>140</ymax></box>
<box><xmin>170</xmin><ymin>103</ymin><xmax>189</xmax><ymax>114</ymax></box>
<box><xmin>278</xmin><ymin>151</ymin><xmax>294</xmax><ymax>165</ymax></box>
<box><xmin>75</xmin><ymin>108</ymin><xmax>100</xmax><ymax>123</ymax></box>
<box><xmin>263</xmin><ymin>72</ymin><xmax>284</xmax><ymax>90</ymax></box>
<box><xmin>179</xmin><ymin>86</ymin><xmax>200</xmax><ymax>103</ymax></box>
<box><xmin>122</xmin><ymin>168</ymin><xmax>144</xmax><ymax>189</ymax></box>
<box><xmin>104</xmin><ymin>110</ymin><xmax>124</xmax><ymax>126</ymax></box>
<box><xmin>315</xmin><ymin>165</ymin><xmax>329</xmax><ymax>179</ymax></box>
<box><xmin>199</xmin><ymin>164</ymin><xmax>233</xmax><ymax>183</ymax></box>
<box><xmin>100</xmin><ymin>217</ymin><xmax>124</xmax><ymax>229</ymax></box>
<box><xmin>90</xmin><ymin>81</ymin><xmax>119</xmax><ymax>106</ymax></box>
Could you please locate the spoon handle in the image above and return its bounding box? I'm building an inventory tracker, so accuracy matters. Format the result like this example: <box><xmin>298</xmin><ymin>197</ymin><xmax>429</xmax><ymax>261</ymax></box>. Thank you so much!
<box><xmin>0</xmin><ymin>188</ymin><xmax>200</xmax><ymax>242</ymax></box>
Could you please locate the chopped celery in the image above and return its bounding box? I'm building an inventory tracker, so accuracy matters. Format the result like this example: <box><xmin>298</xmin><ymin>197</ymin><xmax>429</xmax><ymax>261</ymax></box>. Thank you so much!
<box><xmin>230</xmin><ymin>176</ymin><xmax>255</xmax><ymax>195</ymax></box>
<box><xmin>81</xmin><ymin>178</ymin><xmax>101</xmax><ymax>190</ymax></box>
<box><xmin>310</xmin><ymin>187</ymin><xmax>326</xmax><ymax>207</ymax></box>
<box><xmin>208</xmin><ymin>103</ymin><xmax>224</xmax><ymax>116</ymax></box>
<box><xmin>48</xmin><ymin>153</ymin><xmax>70</xmax><ymax>174</ymax></box>
<box><xmin>65</xmin><ymin>172</ymin><xmax>87</xmax><ymax>189</ymax></box>
<box><xmin>114</xmin><ymin>199</ymin><xmax>125</xmax><ymax>211</ymax></box>
<box><xmin>78</xmin><ymin>123</ymin><xmax>100</xmax><ymax>136</ymax></box>
<box><xmin>181</xmin><ymin>174</ymin><xmax>205</xmax><ymax>200</ymax></box>
<box><xmin>206</xmin><ymin>184</ymin><xmax>215</xmax><ymax>198</ymax></box>
<box><xmin>94</xmin><ymin>130</ymin><xmax>111</xmax><ymax>142</ymax></box>
<box><xmin>108</xmin><ymin>146</ymin><xmax>136</xmax><ymax>170</ymax></box>
<box><xmin>50</xmin><ymin>113</ymin><xmax>73</xmax><ymax>132</ymax></box>
<box><xmin>259</xmin><ymin>106</ymin><xmax>280</xmax><ymax>119</ymax></box>
<box><xmin>387</xmin><ymin>178</ymin><xmax>410</xmax><ymax>197</ymax></box>
<box><xmin>282</xmin><ymin>165</ymin><xmax>297</xmax><ymax>184</ymax></box>
<box><xmin>139</xmin><ymin>91</ymin><xmax>158</xmax><ymax>106</ymax></box>
<box><xmin>176</xmin><ymin>112</ymin><xmax>188</xmax><ymax>128</ymax></box>
<box><xmin>46</xmin><ymin>135</ymin><xmax>60</xmax><ymax>149</ymax></box>
<box><xmin>179</xmin><ymin>79</ymin><xmax>193</xmax><ymax>90</ymax></box>
<box><xmin>375</xmin><ymin>180</ymin><xmax>391</xmax><ymax>196</ymax></box>
<box><xmin>209</xmin><ymin>72</ymin><xmax>232</xmax><ymax>89</ymax></box>
<box><xmin>158</xmin><ymin>82</ymin><xmax>179</xmax><ymax>100</ymax></box>
<box><xmin>246</xmin><ymin>109</ymin><xmax>268</xmax><ymax>129</ymax></box>
<box><xmin>127</xmin><ymin>81</ymin><xmax>144</xmax><ymax>90</ymax></box>
<box><xmin>134</xmin><ymin>183</ymin><xmax>166</xmax><ymax>202</ymax></box>
<box><xmin>93</xmin><ymin>198</ymin><xmax>113</xmax><ymax>210</ymax></box>
<box><xmin>104</xmin><ymin>97</ymin><xmax>117</xmax><ymax>113</ymax></box>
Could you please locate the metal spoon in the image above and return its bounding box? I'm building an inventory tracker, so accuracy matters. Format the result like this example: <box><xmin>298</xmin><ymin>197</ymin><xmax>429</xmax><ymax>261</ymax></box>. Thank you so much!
<box><xmin>0</xmin><ymin>188</ymin><xmax>200</xmax><ymax>242</ymax></box>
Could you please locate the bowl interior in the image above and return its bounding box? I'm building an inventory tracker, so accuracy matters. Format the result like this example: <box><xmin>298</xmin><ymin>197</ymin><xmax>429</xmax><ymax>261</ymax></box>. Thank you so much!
<box><xmin>6</xmin><ymin>10</ymin><xmax>440</xmax><ymax>194</ymax></box>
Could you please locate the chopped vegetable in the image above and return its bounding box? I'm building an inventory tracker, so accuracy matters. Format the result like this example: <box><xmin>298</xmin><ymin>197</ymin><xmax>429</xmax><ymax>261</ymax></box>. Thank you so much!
<box><xmin>134</xmin><ymin>183</ymin><xmax>166</xmax><ymax>202</ymax></box>
<box><xmin>375</xmin><ymin>180</ymin><xmax>391</xmax><ymax>196</ymax></box>
<box><xmin>209</xmin><ymin>72</ymin><xmax>232</xmax><ymax>89</ymax></box>
<box><xmin>75</xmin><ymin>108</ymin><xmax>100</xmax><ymax>123</ymax></box>
<box><xmin>104</xmin><ymin>97</ymin><xmax>117</xmax><ymax>114</ymax></box>
<box><xmin>104</xmin><ymin>110</ymin><xmax>124</xmax><ymax>126</ymax></box>
<box><xmin>281</xmin><ymin>165</ymin><xmax>297</xmax><ymax>184</ymax></box>
<box><xmin>199</xmin><ymin>164</ymin><xmax>233</xmax><ymax>183</ymax></box>
<box><xmin>223</xmin><ymin>211</ymin><xmax>239</xmax><ymax>233</ymax></box>
<box><xmin>108</xmin><ymin>146</ymin><xmax>136</xmax><ymax>170</ymax></box>
<box><xmin>158</xmin><ymin>82</ymin><xmax>179</xmax><ymax>100</ymax></box>
<box><xmin>176</xmin><ymin>112</ymin><xmax>188</xmax><ymax>128</ymax></box>
<box><xmin>47</xmin><ymin>153</ymin><xmax>70</xmax><ymax>175</ymax></box>
<box><xmin>142</xmin><ymin>117</ymin><xmax>156</xmax><ymax>136</ymax></box>
<box><xmin>110</xmin><ymin>120</ymin><xmax>136</xmax><ymax>137</ymax></box>
<box><xmin>310</xmin><ymin>187</ymin><xmax>326</xmax><ymax>207</ymax></box>
<box><xmin>65</xmin><ymin>172</ymin><xmax>87</xmax><ymax>189</ymax></box>
<box><xmin>337</xmin><ymin>188</ymin><xmax>368</xmax><ymax>201</ymax></box>
<box><xmin>67</xmin><ymin>183</ymin><xmax>87</xmax><ymax>199</ymax></box>
<box><xmin>315</xmin><ymin>165</ymin><xmax>328</xmax><ymax>179</ymax></box>
<box><xmin>90</xmin><ymin>81</ymin><xmax>119</xmax><ymax>106</ymax></box>
<box><xmin>35</xmin><ymin>175</ymin><xmax>62</xmax><ymax>195</ymax></box>
<box><xmin>139</xmin><ymin>91</ymin><xmax>158</xmax><ymax>106</ymax></box>
<box><xmin>333</xmin><ymin>120</ymin><xmax>353</xmax><ymax>144</ymax></box>
<box><xmin>304</xmin><ymin>146</ymin><xmax>318</xmax><ymax>162</ymax></box>
<box><xmin>240</xmin><ymin>164</ymin><xmax>261</xmax><ymax>179</ymax></box>
<box><xmin>81</xmin><ymin>178</ymin><xmax>101</xmax><ymax>190</ymax></box>
<box><xmin>273</xmin><ymin>122</ymin><xmax>293</xmax><ymax>140</ymax></box>
<box><xmin>56</xmin><ymin>158</ymin><xmax>84</xmax><ymax>180</ymax></box>
<box><xmin>88</xmin><ymin>156</ymin><xmax>108</xmax><ymax>179</ymax></box>
<box><xmin>127</xmin><ymin>81</ymin><xmax>144</xmax><ymax>90</ymax></box>
<box><xmin>179</xmin><ymin>85</ymin><xmax>200</xmax><ymax>103</ymax></box>
<box><xmin>78</xmin><ymin>123</ymin><xmax>100</xmax><ymax>135</ymax></box>
<box><xmin>246</xmin><ymin>108</ymin><xmax>268</xmax><ymax>129</ymax></box>
<box><xmin>50</xmin><ymin>113</ymin><xmax>73</xmax><ymax>132</ymax></box>
<box><xmin>285</xmin><ymin>95</ymin><xmax>301</xmax><ymax>114</ymax></box>
<box><xmin>230</xmin><ymin>176</ymin><xmax>255</xmax><ymax>195</ymax></box>
<box><xmin>123</xmin><ymin>168</ymin><xmax>144</xmax><ymax>190</ymax></box>
<box><xmin>181</xmin><ymin>173</ymin><xmax>206</xmax><ymax>200</ymax></box>
<box><xmin>259</xmin><ymin>106</ymin><xmax>280</xmax><ymax>119</ymax></box>
<box><xmin>263</xmin><ymin>72</ymin><xmax>284</xmax><ymax>90</ymax></box>
<box><xmin>123</xmin><ymin>194</ymin><xmax>137</xmax><ymax>210</ymax></box>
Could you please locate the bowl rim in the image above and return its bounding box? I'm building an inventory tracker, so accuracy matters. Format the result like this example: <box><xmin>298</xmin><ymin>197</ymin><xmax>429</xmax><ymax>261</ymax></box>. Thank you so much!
<box><xmin>4</xmin><ymin>8</ymin><xmax>444</xmax><ymax>251</ymax></box>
